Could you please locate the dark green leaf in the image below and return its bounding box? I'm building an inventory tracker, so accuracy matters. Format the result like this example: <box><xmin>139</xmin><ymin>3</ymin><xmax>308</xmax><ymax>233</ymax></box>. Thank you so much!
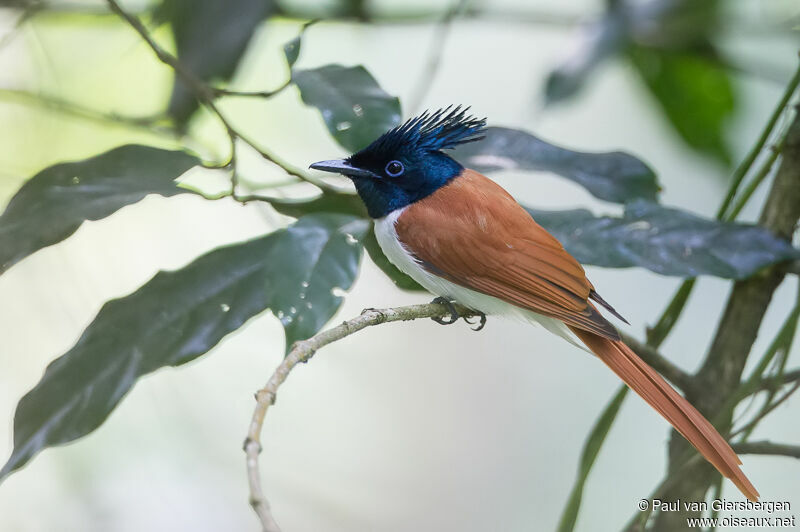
<box><xmin>283</xmin><ymin>19</ymin><xmax>319</xmax><ymax>68</ymax></box>
<box><xmin>284</xmin><ymin>34</ymin><xmax>302</xmax><ymax>67</ymax></box>
<box><xmin>0</xmin><ymin>214</ymin><xmax>367</xmax><ymax>481</ymax></box>
<box><xmin>279</xmin><ymin>216</ymin><xmax>369</xmax><ymax>351</ymax></box>
<box><xmin>527</xmin><ymin>200</ymin><xmax>800</xmax><ymax>279</ymax></box>
<box><xmin>283</xmin><ymin>21</ymin><xmax>317</xmax><ymax>68</ymax></box>
<box><xmin>0</xmin><ymin>145</ymin><xmax>199</xmax><ymax>274</ymax></box>
<box><xmin>557</xmin><ymin>386</ymin><xmax>628</xmax><ymax>532</ymax></box>
<box><xmin>158</xmin><ymin>0</ymin><xmax>274</xmax><ymax>126</ymax></box>
<box><xmin>292</xmin><ymin>64</ymin><xmax>401</xmax><ymax>152</ymax></box>
<box><xmin>542</xmin><ymin>0</ymin><xmax>732</xmax><ymax>164</ymax></box>
<box><xmin>454</xmin><ymin>127</ymin><xmax>659</xmax><ymax>204</ymax></box>
<box><xmin>628</xmin><ymin>45</ymin><xmax>734</xmax><ymax>165</ymax></box>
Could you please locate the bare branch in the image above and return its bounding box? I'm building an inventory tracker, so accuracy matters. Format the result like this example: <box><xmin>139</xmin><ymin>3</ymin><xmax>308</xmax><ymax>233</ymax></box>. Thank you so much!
<box><xmin>244</xmin><ymin>302</ymin><xmax>480</xmax><ymax>531</ymax></box>
<box><xmin>730</xmin><ymin>381</ymin><xmax>800</xmax><ymax>440</ymax></box>
<box><xmin>242</xmin><ymin>302</ymin><xmax>685</xmax><ymax>530</ymax></box>
<box><xmin>732</xmin><ymin>440</ymin><xmax>800</xmax><ymax>459</ymax></box>
<box><xmin>755</xmin><ymin>368</ymin><xmax>800</xmax><ymax>393</ymax></box>
<box><xmin>212</xmin><ymin>80</ymin><xmax>292</xmax><ymax>100</ymax></box>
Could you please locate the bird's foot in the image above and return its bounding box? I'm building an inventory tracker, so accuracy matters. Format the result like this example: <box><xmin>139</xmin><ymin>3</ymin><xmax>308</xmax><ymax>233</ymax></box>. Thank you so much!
<box><xmin>430</xmin><ymin>297</ymin><xmax>487</xmax><ymax>331</ymax></box>
<box><xmin>430</xmin><ymin>297</ymin><xmax>460</xmax><ymax>325</ymax></box>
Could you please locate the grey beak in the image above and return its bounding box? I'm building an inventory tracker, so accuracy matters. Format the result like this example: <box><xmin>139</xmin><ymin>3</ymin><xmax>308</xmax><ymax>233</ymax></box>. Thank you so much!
<box><xmin>309</xmin><ymin>159</ymin><xmax>378</xmax><ymax>179</ymax></box>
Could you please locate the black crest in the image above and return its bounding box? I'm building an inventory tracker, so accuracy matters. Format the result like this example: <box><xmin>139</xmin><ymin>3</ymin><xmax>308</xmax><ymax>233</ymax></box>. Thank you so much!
<box><xmin>352</xmin><ymin>105</ymin><xmax>486</xmax><ymax>159</ymax></box>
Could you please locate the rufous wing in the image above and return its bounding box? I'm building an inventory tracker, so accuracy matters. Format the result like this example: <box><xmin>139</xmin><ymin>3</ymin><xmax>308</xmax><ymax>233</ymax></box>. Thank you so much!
<box><xmin>395</xmin><ymin>169</ymin><xmax>619</xmax><ymax>339</ymax></box>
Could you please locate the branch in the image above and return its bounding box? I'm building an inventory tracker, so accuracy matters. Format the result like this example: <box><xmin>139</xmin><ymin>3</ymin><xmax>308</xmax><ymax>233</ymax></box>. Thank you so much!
<box><xmin>652</xmin><ymin>97</ymin><xmax>800</xmax><ymax>530</ymax></box>
<box><xmin>244</xmin><ymin>302</ymin><xmax>480</xmax><ymax>532</ymax></box>
<box><xmin>732</xmin><ymin>440</ymin><xmax>800</xmax><ymax>459</ymax></box>
<box><xmin>730</xmin><ymin>381</ymin><xmax>800</xmax><ymax>440</ymax></box>
<box><xmin>211</xmin><ymin>79</ymin><xmax>291</xmax><ymax>99</ymax></box>
<box><xmin>241</xmin><ymin>301</ymin><xmax>687</xmax><ymax>531</ymax></box>
<box><xmin>755</xmin><ymin>368</ymin><xmax>800</xmax><ymax>393</ymax></box>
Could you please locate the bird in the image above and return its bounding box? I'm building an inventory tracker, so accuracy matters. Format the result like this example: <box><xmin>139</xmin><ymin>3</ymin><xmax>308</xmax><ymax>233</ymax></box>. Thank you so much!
<box><xmin>309</xmin><ymin>105</ymin><xmax>758</xmax><ymax>501</ymax></box>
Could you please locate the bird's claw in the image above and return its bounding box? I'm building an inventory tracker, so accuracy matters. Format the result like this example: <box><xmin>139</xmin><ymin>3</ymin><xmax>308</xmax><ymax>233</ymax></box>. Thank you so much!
<box><xmin>430</xmin><ymin>297</ymin><xmax>486</xmax><ymax>330</ymax></box>
<box><xmin>463</xmin><ymin>312</ymin><xmax>487</xmax><ymax>331</ymax></box>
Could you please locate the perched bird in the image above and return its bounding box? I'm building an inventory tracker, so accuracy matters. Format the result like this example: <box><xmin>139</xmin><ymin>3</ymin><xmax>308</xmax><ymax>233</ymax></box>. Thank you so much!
<box><xmin>310</xmin><ymin>106</ymin><xmax>758</xmax><ymax>501</ymax></box>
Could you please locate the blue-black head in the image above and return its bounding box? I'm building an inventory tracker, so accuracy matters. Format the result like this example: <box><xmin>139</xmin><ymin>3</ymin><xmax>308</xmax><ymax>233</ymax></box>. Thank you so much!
<box><xmin>310</xmin><ymin>105</ymin><xmax>486</xmax><ymax>218</ymax></box>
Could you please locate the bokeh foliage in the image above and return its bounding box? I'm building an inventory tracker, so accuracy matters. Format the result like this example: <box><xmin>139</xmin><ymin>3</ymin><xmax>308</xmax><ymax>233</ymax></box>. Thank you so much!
<box><xmin>1</xmin><ymin>1</ymin><xmax>798</xmax><ymax>530</ymax></box>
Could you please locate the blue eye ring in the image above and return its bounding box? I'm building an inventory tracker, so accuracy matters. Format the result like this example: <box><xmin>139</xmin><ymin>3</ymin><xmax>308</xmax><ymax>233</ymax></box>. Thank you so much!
<box><xmin>385</xmin><ymin>160</ymin><xmax>404</xmax><ymax>177</ymax></box>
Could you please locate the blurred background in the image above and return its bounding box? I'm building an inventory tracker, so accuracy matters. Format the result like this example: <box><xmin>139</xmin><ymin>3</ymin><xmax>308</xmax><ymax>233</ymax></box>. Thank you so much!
<box><xmin>0</xmin><ymin>0</ymin><xmax>799</xmax><ymax>531</ymax></box>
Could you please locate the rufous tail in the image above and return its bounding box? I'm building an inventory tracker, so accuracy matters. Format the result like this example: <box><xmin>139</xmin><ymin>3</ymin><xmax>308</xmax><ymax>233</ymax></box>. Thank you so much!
<box><xmin>569</xmin><ymin>327</ymin><xmax>759</xmax><ymax>501</ymax></box>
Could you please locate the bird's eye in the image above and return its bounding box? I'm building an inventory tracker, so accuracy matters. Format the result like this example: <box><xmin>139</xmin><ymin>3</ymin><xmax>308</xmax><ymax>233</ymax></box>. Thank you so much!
<box><xmin>385</xmin><ymin>160</ymin><xmax>404</xmax><ymax>177</ymax></box>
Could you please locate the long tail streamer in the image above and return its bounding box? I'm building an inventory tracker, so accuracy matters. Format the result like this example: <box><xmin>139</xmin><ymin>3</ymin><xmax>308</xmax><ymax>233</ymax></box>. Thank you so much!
<box><xmin>570</xmin><ymin>327</ymin><xmax>759</xmax><ymax>501</ymax></box>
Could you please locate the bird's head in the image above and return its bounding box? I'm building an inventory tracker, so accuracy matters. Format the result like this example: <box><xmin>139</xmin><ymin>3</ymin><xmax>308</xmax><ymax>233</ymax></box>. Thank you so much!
<box><xmin>310</xmin><ymin>105</ymin><xmax>486</xmax><ymax>218</ymax></box>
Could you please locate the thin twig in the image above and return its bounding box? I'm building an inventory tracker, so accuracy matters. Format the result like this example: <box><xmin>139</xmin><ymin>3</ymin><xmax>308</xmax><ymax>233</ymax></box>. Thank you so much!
<box><xmin>243</xmin><ymin>302</ymin><xmax>687</xmax><ymax>531</ymax></box>
<box><xmin>718</xmin><ymin>60</ymin><xmax>800</xmax><ymax>219</ymax></box>
<box><xmin>755</xmin><ymin>368</ymin><xmax>800</xmax><ymax>393</ymax></box>
<box><xmin>726</xmin><ymin>134</ymin><xmax>791</xmax><ymax>220</ymax></box>
<box><xmin>730</xmin><ymin>381</ymin><xmax>800</xmax><ymax>439</ymax></box>
<box><xmin>732</xmin><ymin>440</ymin><xmax>800</xmax><ymax>459</ymax></box>
<box><xmin>244</xmin><ymin>302</ymin><xmax>480</xmax><ymax>531</ymax></box>
<box><xmin>105</xmin><ymin>0</ymin><xmax>338</xmax><ymax>194</ymax></box>
<box><xmin>212</xmin><ymin>80</ymin><xmax>292</xmax><ymax>99</ymax></box>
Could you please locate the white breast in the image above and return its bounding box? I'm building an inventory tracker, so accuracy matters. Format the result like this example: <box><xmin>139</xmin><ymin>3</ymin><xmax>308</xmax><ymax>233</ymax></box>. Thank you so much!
<box><xmin>374</xmin><ymin>209</ymin><xmax>587</xmax><ymax>350</ymax></box>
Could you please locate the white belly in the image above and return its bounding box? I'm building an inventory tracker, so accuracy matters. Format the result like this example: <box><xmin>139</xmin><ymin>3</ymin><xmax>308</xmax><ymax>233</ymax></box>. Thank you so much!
<box><xmin>374</xmin><ymin>208</ymin><xmax>587</xmax><ymax>350</ymax></box>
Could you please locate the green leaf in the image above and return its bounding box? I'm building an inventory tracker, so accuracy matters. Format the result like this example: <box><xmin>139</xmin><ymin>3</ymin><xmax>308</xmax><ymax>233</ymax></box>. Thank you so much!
<box><xmin>557</xmin><ymin>385</ymin><xmax>628</xmax><ymax>532</ymax></box>
<box><xmin>0</xmin><ymin>145</ymin><xmax>199</xmax><ymax>275</ymax></box>
<box><xmin>454</xmin><ymin>127</ymin><xmax>659</xmax><ymax>204</ymax></box>
<box><xmin>628</xmin><ymin>45</ymin><xmax>735</xmax><ymax>165</ymax></box>
<box><xmin>279</xmin><ymin>216</ymin><xmax>369</xmax><ymax>351</ymax></box>
<box><xmin>0</xmin><ymin>213</ymin><xmax>367</xmax><ymax>481</ymax></box>
<box><xmin>527</xmin><ymin>200</ymin><xmax>800</xmax><ymax>279</ymax></box>
<box><xmin>283</xmin><ymin>21</ymin><xmax>317</xmax><ymax>68</ymax></box>
<box><xmin>292</xmin><ymin>64</ymin><xmax>402</xmax><ymax>152</ymax></box>
<box><xmin>158</xmin><ymin>0</ymin><xmax>275</xmax><ymax>126</ymax></box>
<box><xmin>542</xmin><ymin>0</ymin><xmax>733</xmax><ymax>164</ymax></box>
<box><xmin>284</xmin><ymin>34</ymin><xmax>302</xmax><ymax>68</ymax></box>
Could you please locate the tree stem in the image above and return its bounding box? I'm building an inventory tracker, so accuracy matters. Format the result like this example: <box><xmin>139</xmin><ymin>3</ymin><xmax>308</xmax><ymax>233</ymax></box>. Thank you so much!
<box><xmin>651</xmin><ymin>103</ymin><xmax>800</xmax><ymax>531</ymax></box>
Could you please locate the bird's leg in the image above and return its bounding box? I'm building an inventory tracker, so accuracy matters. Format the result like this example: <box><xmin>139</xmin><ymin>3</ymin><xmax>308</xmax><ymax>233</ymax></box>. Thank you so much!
<box><xmin>430</xmin><ymin>296</ymin><xmax>460</xmax><ymax>325</ymax></box>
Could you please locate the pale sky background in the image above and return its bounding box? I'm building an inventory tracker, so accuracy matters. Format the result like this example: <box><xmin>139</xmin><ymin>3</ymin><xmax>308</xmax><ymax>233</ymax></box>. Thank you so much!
<box><xmin>0</xmin><ymin>1</ymin><xmax>798</xmax><ymax>531</ymax></box>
